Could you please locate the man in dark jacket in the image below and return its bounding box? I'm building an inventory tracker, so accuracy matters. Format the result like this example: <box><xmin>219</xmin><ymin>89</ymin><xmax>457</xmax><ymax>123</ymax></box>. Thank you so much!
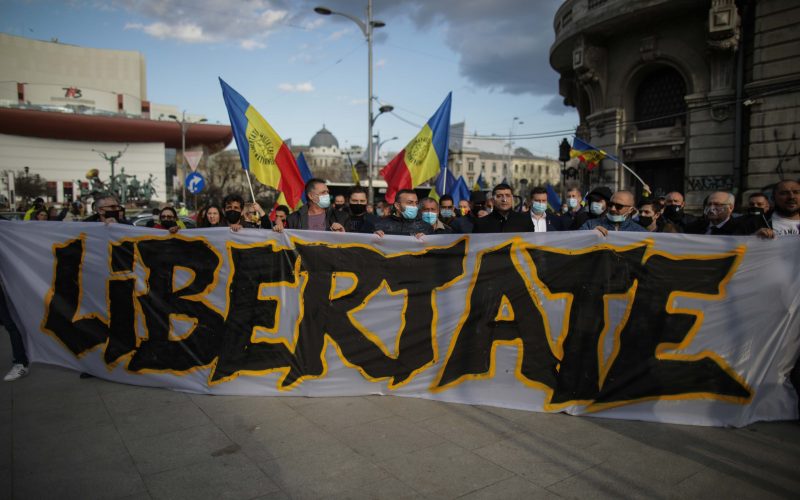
<box><xmin>685</xmin><ymin>191</ymin><xmax>758</xmax><ymax>235</ymax></box>
<box><xmin>569</xmin><ymin>186</ymin><xmax>612</xmax><ymax>230</ymax></box>
<box><xmin>374</xmin><ymin>189</ymin><xmax>432</xmax><ymax>238</ymax></box>
<box><xmin>659</xmin><ymin>191</ymin><xmax>697</xmax><ymax>232</ymax></box>
<box><xmin>473</xmin><ymin>183</ymin><xmax>532</xmax><ymax>233</ymax></box>
<box><xmin>83</xmin><ymin>194</ymin><xmax>130</xmax><ymax>224</ymax></box>
<box><xmin>526</xmin><ymin>186</ymin><xmax>567</xmax><ymax>232</ymax></box>
<box><xmin>580</xmin><ymin>190</ymin><xmax>647</xmax><ymax>235</ymax></box>
<box><xmin>281</xmin><ymin>178</ymin><xmax>346</xmax><ymax>232</ymax></box>
<box><xmin>344</xmin><ymin>186</ymin><xmax>378</xmax><ymax>233</ymax></box>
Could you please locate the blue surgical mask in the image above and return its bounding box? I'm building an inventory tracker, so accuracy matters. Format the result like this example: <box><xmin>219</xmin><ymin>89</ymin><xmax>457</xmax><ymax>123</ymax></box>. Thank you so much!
<box><xmin>607</xmin><ymin>213</ymin><xmax>627</xmax><ymax>223</ymax></box>
<box><xmin>590</xmin><ymin>202</ymin><xmax>605</xmax><ymax>215</ymax></box>
<box><xmin>317</xmin><ymin>193</ymin><xmax>331</xmax><ymax>209</ymax></box>
<box><xmin>402</xmin><ymin>205</ymin><xmax>418</xmax><ymax>220</ymax></box>
<box><xmin>440</xmin><ymin>209</ymin><xmax>455</xmax><ymax>218</ymax></box>
<box><xmin>568</xmin><ymin>198</ymin><xmax>579</xmax><ymax>209</ymax></box>
<box><xmin>422</xmin><ymin>212</ymin><xmax>438</xmax><ymax>225</ymax></box>
<box><xmin>531</xmin><ymin>201</ymin><xmax>547</xmax><ymax>214</ymax></box>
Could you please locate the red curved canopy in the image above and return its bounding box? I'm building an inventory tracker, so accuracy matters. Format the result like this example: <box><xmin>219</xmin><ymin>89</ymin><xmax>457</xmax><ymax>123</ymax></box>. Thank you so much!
<box><xmin>0</xmin><ymin>108</ymin><xmax>233</xmax><ymax>153</ymax></box>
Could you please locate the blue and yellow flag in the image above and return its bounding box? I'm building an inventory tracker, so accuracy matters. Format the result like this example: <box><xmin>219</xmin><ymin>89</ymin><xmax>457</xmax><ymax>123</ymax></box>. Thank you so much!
<box><xmin>380</xmin><ymin>93</ymin><xmax>451</xmax><ymax>203</ymax></box>
<box><xmin>570</xmin><ymin>137</ymin><xmax>607</xmax><ymax>171</ymax></box>
<box><xmin>220</xmin><ymin>78</ymin><xmax>304</xmax><ymax>208</ymax></box>
<box><xmin>473</xmin><ymin>172</ymin><xmax>488</xmax><ymax>191</ymax></box>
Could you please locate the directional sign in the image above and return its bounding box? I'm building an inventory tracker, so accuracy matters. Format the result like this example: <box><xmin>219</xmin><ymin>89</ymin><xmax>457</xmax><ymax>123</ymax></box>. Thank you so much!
<box><xmin>185</xmin><ymin>172</ymin><xmax>205</xmax><ymax>194</ymax></box>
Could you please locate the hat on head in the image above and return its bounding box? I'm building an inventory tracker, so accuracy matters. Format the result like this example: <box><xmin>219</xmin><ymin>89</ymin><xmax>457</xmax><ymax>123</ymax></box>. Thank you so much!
<box><xmin>587</xmin><ymin>186</ymin><xmax>612</xmax><ymax>202</ymax></box>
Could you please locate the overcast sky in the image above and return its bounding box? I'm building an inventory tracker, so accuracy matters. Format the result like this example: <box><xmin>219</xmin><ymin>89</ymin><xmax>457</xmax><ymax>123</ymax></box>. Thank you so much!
<box><xmin>2</xmin><ymin>0</ymin><xmax>577</xmax><ymax>157</ymax></box>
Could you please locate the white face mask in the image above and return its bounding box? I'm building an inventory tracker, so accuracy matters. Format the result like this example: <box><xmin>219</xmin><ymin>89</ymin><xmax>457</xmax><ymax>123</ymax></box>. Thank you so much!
<box><xmin>317</xmin><ymin>193</ymin><xmax>331</xmax><ymax>209</ymax></box>
<box><xmin>568</xmin><ymin>198</ymin><xmax>579</xmax><ymax>209</ymax></box>
<box><xmin>590</xmin><ymin>202</ymin><xmax>605</xmax><ymax>215</ymax></box>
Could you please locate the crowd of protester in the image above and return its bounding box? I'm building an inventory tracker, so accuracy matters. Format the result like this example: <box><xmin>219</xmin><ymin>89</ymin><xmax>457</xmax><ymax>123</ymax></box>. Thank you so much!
<box><xmin>1</xmin><ymin>177</ymin><xmax>798</xmax><ymax>382</ymax></box>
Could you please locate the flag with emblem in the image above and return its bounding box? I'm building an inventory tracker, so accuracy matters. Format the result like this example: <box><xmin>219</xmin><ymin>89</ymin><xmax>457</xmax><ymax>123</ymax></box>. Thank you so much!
<box><xmin>380</xmin><ymin>93</ymin><xmax>451</xmax><ymax>203</ymax></box>
<box><xmin>570</xmin><ymin>137</ymin><xmax>607</xmax><ymax>171</ymax></box>
<box><xmin>219</xmin><ymin>78</ymin><xmax>304</xmax><ymax>208</ymax></box>
<box><xmin>472</xmin><ymin>172</ymin><xmax>487</xmax><ymax>191</ymax></box>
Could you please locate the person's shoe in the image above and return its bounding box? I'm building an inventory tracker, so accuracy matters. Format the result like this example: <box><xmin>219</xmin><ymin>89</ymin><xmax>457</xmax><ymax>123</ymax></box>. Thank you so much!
<box><xmin>3</xmin><ymin>364</ymin><xmax>29</xmax><ymax>382</ymax></box>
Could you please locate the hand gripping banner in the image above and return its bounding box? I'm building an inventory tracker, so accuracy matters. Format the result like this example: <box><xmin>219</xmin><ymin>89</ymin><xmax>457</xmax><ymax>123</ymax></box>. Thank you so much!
<box><xmin>1</xmin><ymin>221</ymin><xmax>798</xmax><ymax>427</ymax></box>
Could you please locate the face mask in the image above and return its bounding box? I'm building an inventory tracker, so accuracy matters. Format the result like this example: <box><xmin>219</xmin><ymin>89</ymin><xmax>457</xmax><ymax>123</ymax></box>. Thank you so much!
<box><xmin>704</xmin><ymin>206</ymin><xmax>724</xmax><ymax>218</ymax></box>
<box><xmin>401</xmin><ymin>205</ymin><xmax>418</xmax><ymax>220</ymax></box>
<box><xmin>531</xmin><ymin>201</ymin><xmax>548</xmax><ymax>214</ymax></box>
<box><xmin>422</xmin><ymin>212</ymin><xmax>438</xmax><ymax>225</ymax></box>
<box><xmin>664</xmin><ymin>205</ymin><xmax>683</xmax><ymax>221</ymax></box>
<box><xmin>747</xmin><ymin>207</ymin><xmax>764</xmax><ymax>216</ymax></box>
<box><xmin>567</xmin><ymin>198</ymin><xmax>579</xmax><ymax>209</ymax></box>
<box><xmin>103</xmin><ymin>209</ymin><xmax>122</xmax><ymax>221</ymax></box>
<box><xmin>349</xmin><ymin>203</ymin><xmax>366</xmax><ymax>215</ymax></box>
<box><xmin>161</xmin><ymin>219</ymin><xmax>177</xmax><ymax>229</ymax></box>
<box><xmin>637</xmin><ymin>216</ymin><xmax>653</xmax><ymax>228</ymax></box>
<box><xmin>460</xmin><ymin>207</ymin><xmax>470</xmax><ymax>216</ymax></box>
<box><xmin>607</xmin><ymin>212</ymin><xmax>628</xmax><ymax>223</ymax></box>
<box><xmin>485</xmin><ymin>207</ymin><xmax>493</xmax><ymax>214</ymax></box>
<box><xmin>316</xmin><ymin>193</ymin><xmax>331</xmax><ymax>209</ymax></box>
<box><xmin>590</xmin><ymin>202</ymin><xmax>605</xmax><ymax>215</ymax></box>
<box><xmin>440</xmin><ymin>209</ymin><xmax>455</xmax><ymax>218</ymax></box>
<box><xmin>334</xmin><ymin>203</ymin><xmax>345</xmax><ymax>211</ymax></box>
<box><xmin>224</xmin><ymin>210</ymin><xmax>241</xmax><ymax>224</ymax></box>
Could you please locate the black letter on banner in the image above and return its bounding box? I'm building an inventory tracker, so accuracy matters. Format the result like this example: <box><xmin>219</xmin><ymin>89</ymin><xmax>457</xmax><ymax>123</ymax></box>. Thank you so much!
<box><xmin>284</xmin><ymin>240</ymin><xmax>465</xmax><ymax>388</ymax></box>
<box><xmin>106</xmin><ymin>241</ymin><xmax>138</xmax><ymax>364</ymax></box>
<box><xmin>43</xmin><ymin>237</ymin><xmax>108</xmax><ymax>355</ymax></box>
<box><xmin>211</xmin><ymin>244</ymin><xmax>297</xmax><ymax>383</ymax></box>
<box><xmin>528</xmin><ymin>245</ymin><xmax>646</xmax><ymax>404</ymax></box>
<box><xmin>437</xmin><ymin>243</ymin><xmax>557</xmax><ymax>390</ymax></box>
<box><xmin>129</xmin><ymin>238</ymin><xmax>224</xmax><ymax>372</ymax></box>
<box><xmin>382</xmin><ymin>239</ymin><xmax>466</xmax><ymax>385</ymax></box>
<box><xmin>596</xmin><ymin>253</ymin><xmax>751</xmax><ymax>403</ymax></box>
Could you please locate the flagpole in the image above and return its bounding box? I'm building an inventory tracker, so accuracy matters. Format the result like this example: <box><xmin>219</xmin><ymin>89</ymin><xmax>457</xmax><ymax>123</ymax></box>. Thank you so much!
<box><xmin>244</xmin><ymin>170</ymin><xmax>275</xmax><ymax>229</ymax></box>
<box><xmin>605</xmin><ymin>153</ymin><xmax>651</xmax><ymax>196</ymax></box>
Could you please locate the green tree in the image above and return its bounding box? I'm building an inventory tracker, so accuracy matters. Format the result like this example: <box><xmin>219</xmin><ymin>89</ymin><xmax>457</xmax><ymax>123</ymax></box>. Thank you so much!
<box><xmin>15</xmin><ymin>170</ymin><xmax>48</xmax><ymax>207</ymax></box>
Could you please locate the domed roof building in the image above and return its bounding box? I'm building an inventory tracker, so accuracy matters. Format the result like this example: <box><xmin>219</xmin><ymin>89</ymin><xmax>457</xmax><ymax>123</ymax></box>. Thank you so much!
<box><xmin>309</xmin><ymin>125</ymin><xmax>339</xmax><ymax>149</ymax></box>
<box><xmin>307</xmin><ymin>124</ymin><xmax>342</xmax><ymax>169</ymax></box>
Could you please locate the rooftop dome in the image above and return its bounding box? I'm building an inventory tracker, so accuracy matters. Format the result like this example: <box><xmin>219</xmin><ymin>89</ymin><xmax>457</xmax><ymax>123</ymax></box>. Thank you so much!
<box><xmin>310</xmin><ymin>125</ymin><xmax>339</xmax><ymax>148</ymax></box>
<box><xmin>514</xmin><ymin>147</ymin><xmax>534</xmax><ymax>157</ymax></box>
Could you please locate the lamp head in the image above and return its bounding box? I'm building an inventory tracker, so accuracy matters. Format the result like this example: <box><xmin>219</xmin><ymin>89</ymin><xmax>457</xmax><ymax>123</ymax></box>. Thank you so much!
<box><xmin>371</xmin><ymin>20</ymin><xmax>386</xmax><ymax>28</ymax></box>
<box><xmin>168</xmin><ymin>114</ymin><xmax>178</xmax><ymax>120</ymax></box>
<box><xmin>378</xmin><ymin>104</ymin><xmax>394</xmax><ymax>114</ymax></box>
<box><xmin>314</xmin><ymin>7</ymin><xmax>332</xmax><ymax>15</ymax></box>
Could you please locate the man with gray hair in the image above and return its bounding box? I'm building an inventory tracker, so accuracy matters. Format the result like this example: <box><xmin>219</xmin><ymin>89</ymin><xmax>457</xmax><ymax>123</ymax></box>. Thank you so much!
<box><xmin>685</xmin><ymin>191</ymin><xmax>751</xmax><ymax>235</ymax></box>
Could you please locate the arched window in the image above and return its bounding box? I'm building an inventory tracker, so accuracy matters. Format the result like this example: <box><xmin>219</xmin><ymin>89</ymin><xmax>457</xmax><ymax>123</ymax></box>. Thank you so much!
<box><xmin>634</xmin><ymin>67</ymin><xmax>687</xmax><ymax>130</ymax></box>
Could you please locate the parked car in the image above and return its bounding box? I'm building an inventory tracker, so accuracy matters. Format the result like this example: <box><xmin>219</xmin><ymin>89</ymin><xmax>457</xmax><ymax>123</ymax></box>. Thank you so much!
<box><xmin>0</xmin><ymin>212</ymin><xmax>26</xmax><ymax>221</ymax></box>
<box><xmin>131</xmin><ymin>214</ymin><xmax>197</xmax><ymax>229</ymax></box>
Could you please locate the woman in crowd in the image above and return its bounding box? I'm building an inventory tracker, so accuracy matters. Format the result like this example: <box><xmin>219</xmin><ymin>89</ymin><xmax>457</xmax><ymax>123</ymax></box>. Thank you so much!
<box><xmin>197</xmin><ymin>203</ymin><xmax>226</xmax><ymax>228</ymax></box>
<box><xmin>32</xmin><ymin>208</ymin><xmax>49</xmax><ymax>221</ymax></box>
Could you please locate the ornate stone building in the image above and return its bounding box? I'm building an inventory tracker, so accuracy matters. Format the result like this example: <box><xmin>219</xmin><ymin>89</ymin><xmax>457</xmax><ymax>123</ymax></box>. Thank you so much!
<box><xmin>448</xmin><ymin>122</ymin><xmax>561</xmax><ymax>196</ymax></box>
<box><xmin>550</xmin><ymin>0</ymin><xmax>800</xmax><ymax>208</ymax></box>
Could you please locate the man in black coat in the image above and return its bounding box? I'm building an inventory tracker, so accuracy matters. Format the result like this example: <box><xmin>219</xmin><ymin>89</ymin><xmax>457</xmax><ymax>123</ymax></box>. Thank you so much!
<box><xmin>526</xmin><ymin>186</ymin><xmax>568</xmax><ymax>232</ymax></box>
<box><xmin>685</xmin><ymin>191</ymin><xmax>758</xmax><ymax>235</ymax></box>
<box><xmin>374</xmin><ymin>189</ymin><xmax>432</xmax><ymax>238</ymax></box>
<box><xmin>473</xmin><ymin>183</ymin><xmax>532</xmax><ymax>233</ymax></box>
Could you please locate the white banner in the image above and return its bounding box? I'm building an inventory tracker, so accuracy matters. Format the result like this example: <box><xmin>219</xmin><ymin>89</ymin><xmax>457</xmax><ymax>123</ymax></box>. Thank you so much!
<box><xmin>0</xmin><ymin>221</ymin><xmax>798</xmax><ymax>427</ymax></box>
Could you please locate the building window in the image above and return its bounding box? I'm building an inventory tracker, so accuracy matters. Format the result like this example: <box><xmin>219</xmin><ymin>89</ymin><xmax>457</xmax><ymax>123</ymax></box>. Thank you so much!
<box><xmin>492</xmin><ymin>163</ymin><xmax>497</xmax><ymax>173</ymax></box>
<box><xmin>468</xmin><ymin>175</ymin><xmax>474</xmax><ymax>185</ymax></box>
<box><xmin>514</xmin><ymin>164</ymin><xmax>518</xmax><ymax>173</ymax></box>
<box><xmin>481</xmin><ymin>161</ymin><xmax>486</xmax><ymax>169</ymax></box>
<box><xmin>468</xmin><ymin>161</ymin><xmax>474</xmax><ymax>172</ymax></box>
<box><xmin>635</xmin><ymin>66</ymin><xmax>687</xmax><ymax>130</ymax></box>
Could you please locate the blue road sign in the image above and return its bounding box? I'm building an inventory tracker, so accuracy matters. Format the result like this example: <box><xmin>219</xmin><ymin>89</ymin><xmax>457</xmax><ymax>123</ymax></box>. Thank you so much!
<box><xmin>185</xmin><ymin>172</ymin><xmax>205</xmax><ymax>194</ymax></box>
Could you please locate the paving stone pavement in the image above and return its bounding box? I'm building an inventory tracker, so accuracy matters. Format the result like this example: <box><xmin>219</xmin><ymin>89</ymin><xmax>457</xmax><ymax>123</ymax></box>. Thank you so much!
<box><xmin>2</xmin><ymin>328</ymin><xmax>799</xmax><ymax>499</ymax></box>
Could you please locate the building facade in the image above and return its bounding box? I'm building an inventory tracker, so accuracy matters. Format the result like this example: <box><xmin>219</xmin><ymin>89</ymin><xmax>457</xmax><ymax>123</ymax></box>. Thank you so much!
<box><xmin>448</xmin><ymin>122</ymin><xmax>561</xmax><ymax>195</ymax></box>
<box><xmin>0</xmin><ymin>33</ymin><xmax>231</xmax><ymax>206</ymax></box>
<box><xmin>550</xmin><ymin>0</ymin><xmax>800</xmax><ymax>208</ymax></box>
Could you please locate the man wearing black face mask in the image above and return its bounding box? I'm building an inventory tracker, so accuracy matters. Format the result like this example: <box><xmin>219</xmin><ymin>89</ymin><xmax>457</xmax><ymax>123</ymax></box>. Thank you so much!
<box><xmin>344</xmin><ymin>186</ymin><xmax>377</xmax><ymax>233</ymax></box>
<box><xmin>83</xmin><ymin>194</ymin><xmax>130</xmax><ymax>224</ymax></box>
<box><xmin>223</xmin><ymin>193</ymin><xmax>272</xmax><ymax>232</ymax></box>
<box><xmin>154</xmin><ymin>206</ymin><xmax>180</xmax><ymax>234</ymax></box>
<box><xmin>333</xmin><ymin>194</ymin><xmax>347</xmax><ymax>212</ymax></box>
<box><xmin>659</xmin><ymin>191</ymin><xmax>696</xmax><ymax>232</ymax></box>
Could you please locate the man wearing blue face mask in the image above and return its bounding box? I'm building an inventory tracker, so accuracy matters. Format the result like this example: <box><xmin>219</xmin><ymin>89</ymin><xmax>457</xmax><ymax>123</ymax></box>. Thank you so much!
<box><xmin>580</xmin><ymin>190</ymin><xmax>647</xmax><ymax>235</ymax></box>
<box><xmin>282</xmin><ymin>178</ymin><xmax>346</xmax><ymax>232</ymax></box>
<box><xmin>561</xmin><ymin>186</ymin><xmax>584</xmax><ymax>229</ymax></box>
<box><xmin>568</xmin><ymin>186</ymin><xmax>611</xmax><ymax>230</ymax></box>
<box><xmin>420</xmin><ymin>197</ymin><xmax>453</xmax><ymax>234</ymax></box>
<box><xmin>373</xmin><ymin>189</ymin><xmax>433</xmax><ymax>239</ymax></box>
<box><xmin>526</xmin><ymin>186</ymin><xmax>568</xmax><ymax>232</ymax></box>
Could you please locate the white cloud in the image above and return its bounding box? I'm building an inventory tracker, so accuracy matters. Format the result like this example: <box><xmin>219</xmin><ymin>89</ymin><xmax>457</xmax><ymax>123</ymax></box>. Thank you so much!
<box><xmin>304</xmin><ymin>18</ymin><xmax>325</xmax><ymax>30</ymax></box>
<box><xmin>240</xmin><ymin>39</ymin><xmax>266</xmax><ymax>50</ymax></box>
<box><xmin>327</xmin><ymin>28</ymin><xmax>352</xmax><ymax>41</ymax></box>
<box><xmin>278</xmin><ymin>82</ymin><xmax>315</xmax><ymax>92</ymax></box>
<box><xmin>124</xmin><ymin>22</ymin><xmax>214</xmax><ymax>43</ymax></box>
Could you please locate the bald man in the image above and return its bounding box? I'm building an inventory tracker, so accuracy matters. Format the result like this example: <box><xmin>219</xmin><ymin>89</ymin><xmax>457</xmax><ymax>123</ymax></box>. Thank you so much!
<box><xmin>755</xmin><ymin>179</ymin><xmax>800</xmax><ymax>238</ymax></box>
<box><xmin>579</xmin><ymin>190</ymin><xmax>647</xmax><ymax>235</ymax></box>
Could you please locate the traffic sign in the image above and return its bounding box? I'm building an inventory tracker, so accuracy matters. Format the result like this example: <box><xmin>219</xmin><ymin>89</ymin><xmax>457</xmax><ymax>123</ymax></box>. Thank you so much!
<box><xmin>185</xmin><ymin>172</ymin><xmax>205</xmax><ymax>194</ymax></box>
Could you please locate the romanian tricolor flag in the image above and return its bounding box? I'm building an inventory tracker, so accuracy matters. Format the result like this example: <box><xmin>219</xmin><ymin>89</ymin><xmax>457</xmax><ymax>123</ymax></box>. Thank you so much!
<box><xmin>570</xmin><ymin>137</ymin><xmax>607</xmax><ymax>171</ymax></box>
<box><xmin>219</xmin><ymin>78</ymin><xmax>304</xmax><ymax>209</ymax></box>
<box><xmin>380</xmin><ymin>93</ymin><xmax>451</xmax><ymax>203</ymax></box>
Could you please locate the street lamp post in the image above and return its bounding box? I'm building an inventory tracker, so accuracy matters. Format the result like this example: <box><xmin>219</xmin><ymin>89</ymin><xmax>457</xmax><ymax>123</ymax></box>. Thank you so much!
<box><xmin>169</xmin><ymin>111</ymin><xmax>207</xmax><ymax>205</ymax></box>
<box><xmin>506</xmin><ymin>117</ymin><xmax>523</xmax><ymax>187</ymax></box>
<box><xmin>373</xmin><ymin>133</ymin><xmax>398</xmax><ymax>173</ymax></box>
<box><xmin>315</xmin><ymin>1</ymin><xmax>386</xmax><ymax>204</ymax></box>
<box><xmin>558</xmin><ymin>138</ymin><xmax>571</xmax><ymax>201</ymax></box>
